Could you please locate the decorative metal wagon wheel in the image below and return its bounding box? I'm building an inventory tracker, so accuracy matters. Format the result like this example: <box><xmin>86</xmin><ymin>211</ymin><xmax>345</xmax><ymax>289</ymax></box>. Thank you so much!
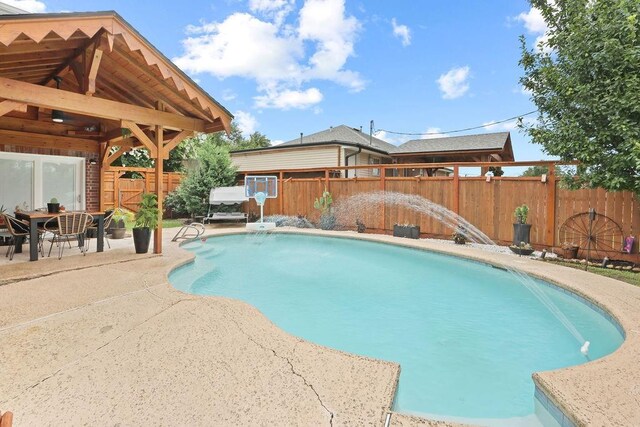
<box><xmin>558</xmin><ymin>212</ymin><xmax>624</xmax><ymax>261</ymax></box>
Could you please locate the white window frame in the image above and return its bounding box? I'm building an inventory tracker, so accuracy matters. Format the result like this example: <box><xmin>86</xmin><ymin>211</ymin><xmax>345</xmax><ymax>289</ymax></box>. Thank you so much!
<box><xmin>0</xmin><ymin>151</ymin><xmax>85</xmax><ymax>211</ymax></box>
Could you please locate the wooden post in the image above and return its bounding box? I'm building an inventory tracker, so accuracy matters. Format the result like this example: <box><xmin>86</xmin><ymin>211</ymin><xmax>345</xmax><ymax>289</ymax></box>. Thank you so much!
<box><xmin>279</xmin><ymin>171</ymin><xmax>284</xmax><ymax>215</ymax></box>
<box><xmin>546</xmin><ymin>163</ymin><xmax>557</xmax><ymax>247</ymax></box>
<box><xmin>380</xmin><ymin>166</ymin><xmax>386</xmax><ymax>231</ymax></box>
<box><xmin>99</xmin><ymin>142</ymin><xmax>106</xmax><ymax>211</ymax></box>
<box><xmin>324</xmin><ymin>168</ymin><xmax>330</xmax><ymax>190</ymax></box>
<box><xmin>453</xmin><ymin>165</ymin><xmax>460</xmax><ymax>214</ymax></box>
<box><xmin>154</xmin><ymin>124</ymin><xmax>164</xmax><ymax>254</ymax></box>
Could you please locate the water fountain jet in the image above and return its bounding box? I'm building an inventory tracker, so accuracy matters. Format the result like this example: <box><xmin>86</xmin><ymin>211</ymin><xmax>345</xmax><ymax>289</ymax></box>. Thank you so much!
<box><xmin>334</xmin><ymin>191</ymin><xmax>589</xmax><ymax>355</ymax></box>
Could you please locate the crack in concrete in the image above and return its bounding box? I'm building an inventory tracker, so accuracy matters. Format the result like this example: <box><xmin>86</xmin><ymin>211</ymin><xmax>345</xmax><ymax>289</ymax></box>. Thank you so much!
<box><xmin>1</xmin><ymin>298</ymin><xmax>187</xmax><ymax>406</ymax></box>
<box><xmin>226</xmin><ymin>315</ymin><xmax>334</xmax><ymax>426</ymax></box>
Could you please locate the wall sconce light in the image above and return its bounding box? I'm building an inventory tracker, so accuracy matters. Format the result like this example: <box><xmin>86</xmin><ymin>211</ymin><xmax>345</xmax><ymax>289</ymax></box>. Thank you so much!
<box><xmin>89</xmin><ymin>159</ymin><xmax>97</xmax><ymax>165</ymax></box>
<box><xmin>51</xmin><ymin>76</ymin><xmax>64</xmax><ymax>123</ymax></box>
<box><xmin>541</xmin><ymin>174</ymin><xmax>547</xmax><ymax>183</ymax></box>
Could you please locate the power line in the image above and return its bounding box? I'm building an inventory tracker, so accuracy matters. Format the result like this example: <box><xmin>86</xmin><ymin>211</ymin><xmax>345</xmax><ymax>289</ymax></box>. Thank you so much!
<box><xmin>375</xmin><ymin>110</ymin><xmax>538</xmax><ymax>137</ymax></box>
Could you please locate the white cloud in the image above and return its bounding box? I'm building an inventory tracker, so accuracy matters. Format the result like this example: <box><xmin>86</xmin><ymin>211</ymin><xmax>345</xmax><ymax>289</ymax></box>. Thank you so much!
<box><xmin>249</xmin><ymin>0</ymin><xmax>295</xmax><ymax>27</ymax></box>
<box><xmin>516</xmin><ymin>6</ymin><xmax>551</xmax><ymax>52</ymax></box>
<box><xmin>174</xmin><ymin>0</ymin><xmax>362</xmax><ymax>110</ymax></box>
<box><xmin>254</xmin><ymin>87</ymin><xmax>323</xmax><ymax>109</ymax></box>
<box><xmin>421</xmin><ymin>127</ymin><xmax>447</xmax><ymax>139</ymax></box>
<box><xmin>516</xmin><ymin>7</ymin><xmax>547</xmax><ymax>33</ymax></box>
<box><xmin>271</xmin><ymin>139</ymin><xmax>285</xmax><ymax>146</ymax></box>
<box><xmin>222</xmin><ymin>89</ymin><xmax>237</xmax><ymax>101</ymax></box>
<box><xmin>436</xmin><ymin>66</ymin><xmax>470</xmax><ymax>99</ymax></box>
<box><xmin>2</xmin><ymin>0</ymin><xmax>46</xmax><ymax>12</ymax></box>
<box><xmin>234</xmin><ymin>110</ymin><xmax>258</xmax><ymax>135</ymax></box>
<box><xmin>391</xmin><ymin>18</ymin><xmax>411</xmax><ymax>46</ymax></box>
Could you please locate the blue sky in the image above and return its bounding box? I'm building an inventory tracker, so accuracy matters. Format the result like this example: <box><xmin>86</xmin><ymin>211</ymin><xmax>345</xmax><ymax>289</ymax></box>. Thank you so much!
<box><xmin>9</xmin><ymin>0</ymin><xmax>550</xmax><ymax>164</ymax></box>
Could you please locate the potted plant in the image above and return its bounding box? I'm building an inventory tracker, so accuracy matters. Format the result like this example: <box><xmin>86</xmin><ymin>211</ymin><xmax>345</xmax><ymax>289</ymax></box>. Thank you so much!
<box><xmin>133</xmin><ymin>193</ymin><xmax>159</xmax><ymax>254</ymax></box>
<box><xmin>394</xmin><ymin>223</ymin><xmax>420</xmax><ymax>239</ymax></box>
<box><xmin>561</xmin><ymin>242</ymin><xmax>580</xmax><ymax>259</ymax></box>
<box><xmin>509</xmin><ymin>241</ymin><xmax>535</xmax><ymax>256</ymax></box>
<box><xmin>0</xmin><ymin>205</ymin><xmax>6</xmax><ymax>227</ymax></box>
<box><xmin>452</xmin><ymin>227</ymin><xmax>467</xmax><ymax>244</ymax></box>
<box><xmin>47</xmin><ymin>197</ymin><xmax>60</xmax><ymax>213</ymax></box>
<box><xmin>513</xmin><ymin>204</ymin><xmax>531</xmax><ymax>245</ymax></box>
<box><xmin>110</xmin><ymin>207</ymin><xmax>133</xmax><ymax>239</ymax></box>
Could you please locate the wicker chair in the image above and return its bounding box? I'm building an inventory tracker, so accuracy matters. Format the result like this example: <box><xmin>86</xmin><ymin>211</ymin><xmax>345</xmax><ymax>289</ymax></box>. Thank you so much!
<box><xmin>44</xmin><ymin>212</ymin><xmax>93</xmax><ymax>259</ymax></box>
<box><xmin>85</xmin><ymin>211</ymin><xmax>113</xmax><ymax>251</ymax></box>
<box><xmin>1</xmin><ymin>213</ymin><xmax>30</xmax><ymax>261</ymax></box>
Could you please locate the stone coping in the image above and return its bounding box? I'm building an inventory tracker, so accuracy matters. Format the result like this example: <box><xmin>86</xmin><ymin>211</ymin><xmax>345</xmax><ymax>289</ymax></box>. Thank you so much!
<box><xmin>190</xmin><ymin>228</ymin><xmax>640</xmax><ymax>426</ymax></box>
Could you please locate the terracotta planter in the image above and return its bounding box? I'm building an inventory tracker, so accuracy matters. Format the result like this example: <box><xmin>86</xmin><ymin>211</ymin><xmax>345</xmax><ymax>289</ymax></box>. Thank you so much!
<box><xmin>562</xmin><ymin>246</ymin><xmax>579</xmax><ymax>259</ymax></box>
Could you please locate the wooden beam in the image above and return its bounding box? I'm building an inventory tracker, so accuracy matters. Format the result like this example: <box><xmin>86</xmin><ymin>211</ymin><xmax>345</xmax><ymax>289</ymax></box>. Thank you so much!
<box><xmin>0</xmin><ymin>77</ymin><xmax>206</xmax><ymax>132</ymax></box>
<box><xmin>122</xmin><ymin>120</ymin><xmax>158</xmax><ymax>158</ymax></box>
<box><xmin>40</xmin><ymin>30</ymin><xmax>104</xmax><ymax>87</ymax></box>
<box><xmin>86</xmin><ymin>48</ymin><xmax>103</xmax><ymax>96</ymax></box>
<box><xmin>105</xmin><ymin>145</ymin><xmax>128</xmax><ymax>166</ymax></box>
<box><xmin>0</xmin><ymin>128</ymin><xmax>98</xmax><ymax>153</ymax></box>
<box><xmin>162</xmin><ymin>130</ymin><xmax>192</xmax><ymax>158</ymax></box>
<box><xmin>0</xmin><ymin>100</ymin><xmax>27</xmax><ymax>116</ymax></box>
<box><xmin>154</xmin><ymin>124</ymin><xmax>164</xmax><ymax>254</ymax></box>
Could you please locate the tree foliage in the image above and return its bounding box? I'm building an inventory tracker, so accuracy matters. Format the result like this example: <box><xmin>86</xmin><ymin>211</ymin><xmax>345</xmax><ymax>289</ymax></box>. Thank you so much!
<box><xmin>165</xmin><ymin>143</ymin><xmax>237</xmax><ymax>218</ymax></box>
<box><xmin>519</xmin><ymin>0</ymin><xmax>640</xmax><ymax>193</ymax></box>
<box><xmin>520</xmin><ymin>165</ymin><xmax>549</xmax><ymax>177</ymax></box>
<box><xmin>110</xmin><ymin>121</ymin><xmax>270</xmax><ymax>172</ymax></box>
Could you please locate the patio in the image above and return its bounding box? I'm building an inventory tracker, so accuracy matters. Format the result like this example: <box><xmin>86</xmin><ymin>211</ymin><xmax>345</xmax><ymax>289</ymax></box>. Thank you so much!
<box><xmin>1</xmin><ymin>228</ymin><xmax>640</xmax><ymax>426</ymax></box>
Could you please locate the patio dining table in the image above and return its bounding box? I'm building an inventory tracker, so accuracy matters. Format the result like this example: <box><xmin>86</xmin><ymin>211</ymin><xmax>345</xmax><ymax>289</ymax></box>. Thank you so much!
<box><xmin>14</xmin><ymin>211</ymin><xmax>105</xmax><ymax>261</ymax></box>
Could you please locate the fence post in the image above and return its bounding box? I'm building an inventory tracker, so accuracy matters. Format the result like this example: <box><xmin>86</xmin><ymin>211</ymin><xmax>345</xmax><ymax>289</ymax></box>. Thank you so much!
<box><xmin>453</xmin><ymin>165</ymin><xmax>460</xmax><ymax>214</ymax></box>
<box><xmin>380</xmin><ymin>166</ymin><xmax>386</xmax><ymax>231</ymax></box>
<box><xmin>279</xmin><ymin>171</ymin><xmax>284</xmax><ymax>215</ymax></box>
<box><xmin>546</xmin><ymin>164</ymin><xmax>557</xmax><ymax>247</ymax></box>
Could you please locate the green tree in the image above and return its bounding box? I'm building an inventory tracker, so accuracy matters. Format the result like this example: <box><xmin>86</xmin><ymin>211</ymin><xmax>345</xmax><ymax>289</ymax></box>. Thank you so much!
<box><xmin>165</xmin><ymin>143</ymin><xmax>237</xmax><ymax>218</ymax></box>
<box><xmin>520</xmin><ymin>165</ymin><xmax>549</xmax><ymax>177</ymax></box>
<box><xmin>519</xmin><ymin>0</ymin><xmax>640</xmax><ymax>193</ymax></box>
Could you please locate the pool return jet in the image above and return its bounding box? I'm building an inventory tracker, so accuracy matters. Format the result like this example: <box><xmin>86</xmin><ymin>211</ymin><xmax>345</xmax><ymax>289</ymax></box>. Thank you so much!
<box><xmin>245</xmin><ymin>175</ymin><xmax>278</xmax><ymax>231</ymax></box>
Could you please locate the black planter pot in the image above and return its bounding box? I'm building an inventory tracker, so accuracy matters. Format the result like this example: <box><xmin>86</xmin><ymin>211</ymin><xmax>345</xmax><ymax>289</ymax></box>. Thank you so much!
<box><xmin>133</xmin><ymin>227</ymin><xmax>151</xmax><ymax>254</ymax></box>
<box><xmin>393</xmin><ymin>225</ymin><xmax>420</xmax><ymax>239</ymax></box>
<box><xmin>513</xmin><ymin>223</ymin><xmax>532</xmax><ymax>245</ymax></box>
<box><xmin>47</xmin><ymin>203</ymin><xmax>60</xmax><ymax>213</ymax></box>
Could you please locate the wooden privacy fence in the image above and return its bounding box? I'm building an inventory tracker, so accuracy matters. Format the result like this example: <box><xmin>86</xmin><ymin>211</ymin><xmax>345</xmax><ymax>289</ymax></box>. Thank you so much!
<box><xmin>241</xmin><ymin>161</ymin><xmax>639</xmax><ymax>261</ymax></box>
<box><xmin>101</xmin><ymin>167</ymin><xmax>182</xmax><ymax>212</ymax></box>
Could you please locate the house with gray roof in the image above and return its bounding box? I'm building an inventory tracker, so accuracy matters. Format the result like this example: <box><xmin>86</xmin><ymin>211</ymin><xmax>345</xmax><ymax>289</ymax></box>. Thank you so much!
<box><xmin>230</xmin><ymin>125</ymin><xmax>514</xmax><ymax>178</ymax></box>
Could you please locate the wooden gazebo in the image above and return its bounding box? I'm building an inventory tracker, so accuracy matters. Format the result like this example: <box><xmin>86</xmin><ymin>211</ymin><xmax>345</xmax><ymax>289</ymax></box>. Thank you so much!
<box><xmin>0</xmin><ymin>11</ymin><xmax>233</xmax><ymax>253</ymax></box>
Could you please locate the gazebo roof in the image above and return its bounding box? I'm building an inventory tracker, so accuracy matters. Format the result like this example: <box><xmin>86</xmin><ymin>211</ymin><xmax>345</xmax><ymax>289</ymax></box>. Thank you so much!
<box><xmin>0</xmin><ymin>11</ymin><xmax>232</xmax><ymax>137</ymax></box>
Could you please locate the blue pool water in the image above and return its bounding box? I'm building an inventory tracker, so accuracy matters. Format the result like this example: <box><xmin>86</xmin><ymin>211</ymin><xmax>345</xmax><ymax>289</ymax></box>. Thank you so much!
<box><xmin>169</xmin><ymin>233</ymin><xmax>623</xmax><ymax>421</ymax></box>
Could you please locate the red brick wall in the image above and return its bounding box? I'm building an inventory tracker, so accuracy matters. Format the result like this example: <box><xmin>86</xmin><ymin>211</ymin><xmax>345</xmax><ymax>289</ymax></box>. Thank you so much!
<box><xmin>0</xmin><ymin>144</ymin><xmax>100</xmax><ymax>211</ymax></box>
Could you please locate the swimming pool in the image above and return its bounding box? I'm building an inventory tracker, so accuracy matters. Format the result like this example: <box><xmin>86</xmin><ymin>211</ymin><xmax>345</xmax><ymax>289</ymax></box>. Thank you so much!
<box><xmin>169</xmin><ymin>233</ymin><xmax>623</xmax><ymax>423</ymax></box>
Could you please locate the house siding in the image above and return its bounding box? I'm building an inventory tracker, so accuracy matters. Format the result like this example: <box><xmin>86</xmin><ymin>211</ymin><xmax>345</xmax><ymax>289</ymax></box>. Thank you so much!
<box><xmin>231</xmin><ymin>146</ymin><xmax>339</xmax><ymax>172</ymax></box>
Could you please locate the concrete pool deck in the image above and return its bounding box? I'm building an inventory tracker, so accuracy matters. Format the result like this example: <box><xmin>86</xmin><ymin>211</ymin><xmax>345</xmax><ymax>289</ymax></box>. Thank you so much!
<box><xmin>1</xmin><ymin>227</ymin><xmax>639</xmax><ymax>426</ymax></box>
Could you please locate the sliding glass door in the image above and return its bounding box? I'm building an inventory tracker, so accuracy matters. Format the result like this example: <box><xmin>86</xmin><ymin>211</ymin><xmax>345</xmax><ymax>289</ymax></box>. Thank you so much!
<box><xmin>0</xmin><ymin>152</ymin><xmax>85</xmax><ymax>212</ymax></box>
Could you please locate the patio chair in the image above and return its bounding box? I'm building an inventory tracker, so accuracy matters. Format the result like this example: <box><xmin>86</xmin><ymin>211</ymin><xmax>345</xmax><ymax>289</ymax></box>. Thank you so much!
<box><xmin>85</xmin><ymin>211</ymin><xmax>113</xmax><ymax>251</ymax></box>
<box><xmin>44</xmin><ymin>212</ymin><xmax>93</xmax><ymax>259</ymax></box>
<box><xmin>1</xmin><ymin>213</ymin><xmax>30</xmax><ymax>261</ymax></box>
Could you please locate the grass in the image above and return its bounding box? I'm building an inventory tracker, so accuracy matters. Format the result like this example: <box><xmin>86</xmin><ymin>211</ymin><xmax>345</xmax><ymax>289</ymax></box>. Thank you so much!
<box><xmin>545</xmin><ymin>259</ymin><xmax>640</xmax><ymax>287</ymax></box>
